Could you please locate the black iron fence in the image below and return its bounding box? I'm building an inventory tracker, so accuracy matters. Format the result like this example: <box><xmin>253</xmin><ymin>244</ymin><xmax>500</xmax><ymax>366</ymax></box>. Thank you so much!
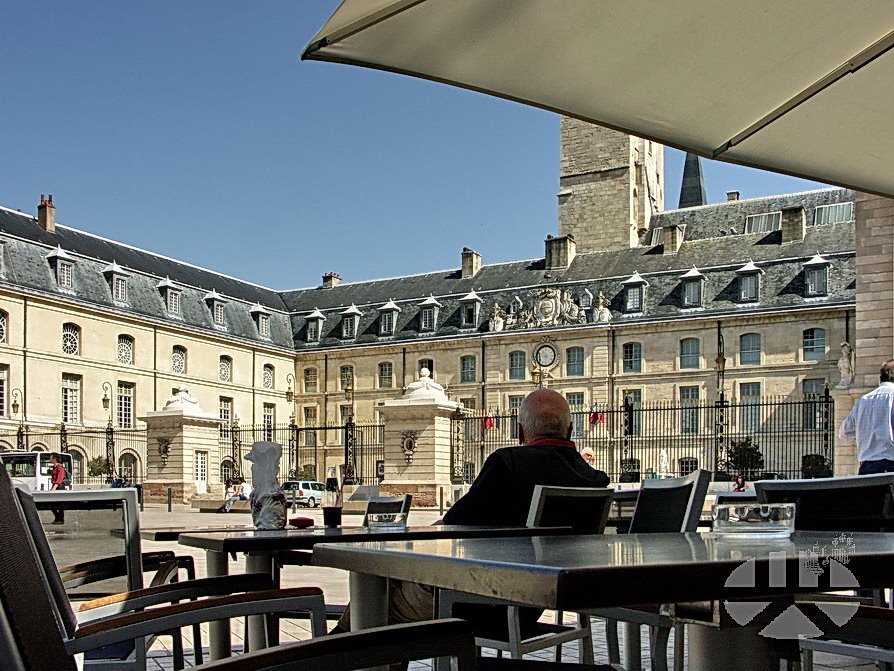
<box><xmin>0</xmin><ymin>424</ymin><xmax>148</xmax><ymax>486</ymax></box>
<box><xmin>221</xmin><ymin>420</ymin><xmax>384</xmax><ymax>486</ymax></box>
<box><xmin>450</xmin><ymin>391</ymin><xmax>834</xmax><ymax>485</ymax></box>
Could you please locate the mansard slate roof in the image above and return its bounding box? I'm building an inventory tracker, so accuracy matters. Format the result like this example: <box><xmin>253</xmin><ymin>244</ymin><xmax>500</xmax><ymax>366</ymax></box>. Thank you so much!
<box><xmin>284</xmin><ymin>188</ymin><xmax>856</xmax><ymax>347</ymax></box>
<box><xmin>0</xmin><ymin>206</ymin><xmax>294</xmax><ymax>349</ymax></box>
<box><xmin>0</xmin><ymin>186</ymin><xmax>856</xmax><ymax>353</ymax></box>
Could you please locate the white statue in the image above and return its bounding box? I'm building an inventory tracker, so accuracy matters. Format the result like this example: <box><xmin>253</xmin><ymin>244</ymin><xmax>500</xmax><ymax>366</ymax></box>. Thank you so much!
<box><xmin>836</xmin><ymin>342</ymin><xmax>855</xmax><ymax>389</ymax></box>
<box><xmin>657</xmin><ymin>448</ymin><xmax>670</xmax><ymax>478</ymax></box>
<box><xmin>245</xmin><ymin>441</ymin><xmax>287</xmax><ymax>530</ymax></box>
<box><xmin>403</xmin><ymin>367</ymin><xmax>449</xmax><ymax>402</ymax></box>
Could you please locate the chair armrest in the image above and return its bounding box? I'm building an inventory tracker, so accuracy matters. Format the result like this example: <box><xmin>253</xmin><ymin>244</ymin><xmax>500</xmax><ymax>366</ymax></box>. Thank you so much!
<box><xmin>59</xmin><ymin>551</ymin><xmax>178</xmax><ymax>588</ymax></box>
<box><xmin>67</xmin><ymin>587</ymin><xmax>325</xmax><ymax>654</ymax></box>
<box><xmin>191</xmin><ymin>619</ymin><xmax>477</xmax><ymax>671</ymax></box>
<box><xmin>77</xmin><ymin>573</ymin><xmax>275</xmax><ymax>617</ymax></box>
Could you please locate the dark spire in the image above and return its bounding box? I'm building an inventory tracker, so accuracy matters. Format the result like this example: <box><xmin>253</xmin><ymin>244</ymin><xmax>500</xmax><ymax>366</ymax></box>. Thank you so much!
<box><xmin>678</xmin><ymin>153</ymin><xmax>707</xmax><ymax>208</ymax></box>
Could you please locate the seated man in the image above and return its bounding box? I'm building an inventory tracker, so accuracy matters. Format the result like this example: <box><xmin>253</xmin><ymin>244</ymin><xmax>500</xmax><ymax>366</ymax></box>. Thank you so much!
<box><xmin>332</xmin><ymin>388</ymin><xmax>609</xmax><ymax>635</ymax></box>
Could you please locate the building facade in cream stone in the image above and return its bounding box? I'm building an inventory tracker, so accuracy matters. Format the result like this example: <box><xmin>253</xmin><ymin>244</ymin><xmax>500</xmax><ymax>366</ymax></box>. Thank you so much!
<box><xmin>0</xmin><ymin>122</ymin><xmax>860</xmax><ymax>499</ymax></box>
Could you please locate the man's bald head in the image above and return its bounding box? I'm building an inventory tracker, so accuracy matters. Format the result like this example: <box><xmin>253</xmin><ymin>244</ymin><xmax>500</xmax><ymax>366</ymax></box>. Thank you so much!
<box><xmin>517</xmin><ymin>389</ymin><xmax>572</xmax><ymax>444</ymax></box>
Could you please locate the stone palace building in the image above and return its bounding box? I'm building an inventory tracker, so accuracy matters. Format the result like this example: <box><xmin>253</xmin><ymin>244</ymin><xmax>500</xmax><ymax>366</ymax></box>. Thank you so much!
<box><xmin>0</xmin><ymin>118</ymin><xmax>869</xmax><ymax>500</ymax></box>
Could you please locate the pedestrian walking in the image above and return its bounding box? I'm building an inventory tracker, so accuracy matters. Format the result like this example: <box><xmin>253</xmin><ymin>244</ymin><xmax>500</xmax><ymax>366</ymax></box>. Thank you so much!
<box><xmin>840</xmin><ymin>359</ymin><xmax>894</xmax><ymax>474</ymax></box>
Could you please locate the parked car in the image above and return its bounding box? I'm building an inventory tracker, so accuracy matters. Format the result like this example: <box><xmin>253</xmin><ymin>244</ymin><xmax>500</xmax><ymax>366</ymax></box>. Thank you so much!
<box><xmin>281</xmin><ymin>480</ymin><xmax>325</xmax><ymax>507</ymax></box>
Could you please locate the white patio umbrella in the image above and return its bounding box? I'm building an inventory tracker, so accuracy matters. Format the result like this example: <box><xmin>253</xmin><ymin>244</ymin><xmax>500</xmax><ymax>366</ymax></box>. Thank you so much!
<box><xmin>303</xmin><ymin>0</ymin><xmax>894</xmax><ymax>198</ymax></box>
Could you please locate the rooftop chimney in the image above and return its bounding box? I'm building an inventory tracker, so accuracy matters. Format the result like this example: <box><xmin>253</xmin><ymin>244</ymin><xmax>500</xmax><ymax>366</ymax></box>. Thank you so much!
<box><xmin>545</xmin><ymin>234</ymin><xmax>577</xmax><ymax>269</ymax></box>
<box><xmin>461</xmin><ymin>247</ymin><xmax>481</xmax><ymax>279</ymax></box>
<box><xmin>662</xmin><ymin>224</ymin><xmax>684</xmax><ymax>254</ymax></box>
<box><xmin>38</xmin><ymin>194</ymin><xmax>55</xmax><ymax>233</ymax></box>
<box><xmin>726</xmin><ymin>190</ymin><xmax>740</xmax><ymax>202</ymax></box>
<box><xmin>780</xmin><ymin>206</ymin><xmax>807</xmax><ymax>243</ymax></box>
<box><xmin>322</xmin><ymin>272</ymin><xmax>342</xmax><ymax>288</ymax></box>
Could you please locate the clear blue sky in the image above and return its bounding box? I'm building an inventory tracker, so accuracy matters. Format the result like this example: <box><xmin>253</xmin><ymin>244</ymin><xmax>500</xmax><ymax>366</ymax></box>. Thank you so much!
<box><xmin>1</xmin><ymin>2</ymin><xmax>828</xmax><ymax>291</ymax></box>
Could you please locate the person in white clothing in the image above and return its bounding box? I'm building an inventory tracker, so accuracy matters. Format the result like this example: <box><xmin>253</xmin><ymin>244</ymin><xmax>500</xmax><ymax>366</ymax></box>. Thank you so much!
<box><xmin>840</xmin><ymin>359</ymin><xmax>894</xmax><ymax>475</ymax></box>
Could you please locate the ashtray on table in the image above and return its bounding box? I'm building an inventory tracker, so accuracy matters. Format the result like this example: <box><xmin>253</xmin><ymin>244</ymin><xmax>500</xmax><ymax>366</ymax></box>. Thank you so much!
<box><xmin>366</xmin><ymin>512</ymin><xmax>408</xmax><ymax>529</ymax></box>
<box><xmin>712</xmin><ymin>503</ymin><xmax>795</xmax><ymax>539</ymax></box>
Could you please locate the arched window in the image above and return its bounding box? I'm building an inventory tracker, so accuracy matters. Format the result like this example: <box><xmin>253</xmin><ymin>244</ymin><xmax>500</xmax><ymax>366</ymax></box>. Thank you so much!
<box><xmin>262</xmin><ymin>364</ymin><xmax>275</xmax><ymax>389</ymax></box>
<box><xmin>740</xmin><ymin>333</ymin><xmax>762</xmax><ymax>365</ymax></box>
<box><xmin>117</xmin><ymin>334</ymin><xmax>134</xmax><ymax>365</ymax></box>
<box><xmin>508</xmin><ymin>351</ymin><xmax>526</xmax><ymax>380</ymax></box>
<box><xmin>118</xmin><ymin>452</ymin><xmax>140</xmax><ymax>481</ymax></box>
<box><xmin>219</xmin><ymin>356</ymin><xmax>232</xmax><ymax>382</ymax></box>
<box><xmin>0</xmin><ymin>310</ymin><xmax>7</xmax><ymax>343</ymax></box>
<box><xmin>622</xmin><ymin>342</ymin><xmax>642</xmax><ymax>373</ymax></box>
<box><xmin>171</xmin><ymin>346</ymin><xmax>187</xmax><ymax>374</ymax></box>
<box><xmin>68</xmin><ymin>448</ymin><xmax>86</xmax><ymax>484</ymax></box>
<box><xmin>62</xmin><ymin>323</ymin><xmax>80</xmax><ymax>355</ymax></box>
<box><xmin>378</xmin><ymin>362</ymin><xmax>393</xmax><ymax>388</ymax></box>
<box><xmin>220</xmin><ymin>458</ymin><xmax>236</xmax><ymax>483</ymax></box>
<box><xmin>803</xmin><ymin>328</ymin><xmax>826</xmax><ymax>361</ymax></box>
<box><xmin>566</xmin><ymin>347</ymin><xmax>584</xmax><ymax>376</ymax></box>
<box><xmin>679</xmin><ymin>338</ymin><xmax>700</xmax><ymax>369</ymax></box>
<box><xmin>418</xmin><ymin>359</ymin><xmax>434</xmax><ymax>377</ymax></box>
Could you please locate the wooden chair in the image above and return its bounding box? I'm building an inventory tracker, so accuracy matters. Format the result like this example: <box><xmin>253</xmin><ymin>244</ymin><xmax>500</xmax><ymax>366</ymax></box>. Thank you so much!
<box><xmin>585</xmin><ymin>468</ymin><xmax>711</xmax><ymax>671</ymax></box>
<box><xmin>437</xmin><ymin>486</ymin><xmax>614</xmax><ymax>668</ymax></box>
<box><xmin>0</xmin><ymin>466</ymin><xmax>327</xmax><ymax>669</ymax></box>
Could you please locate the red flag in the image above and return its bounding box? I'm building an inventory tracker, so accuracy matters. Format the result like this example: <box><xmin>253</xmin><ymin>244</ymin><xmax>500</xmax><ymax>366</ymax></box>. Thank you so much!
<box><xmin>589</xmin><ymin>404</ymin><xmax>606</xmax><ymax>424</ymax></box>
<box><xmin>482</xmin><ymin>411</ymin><xmax>494</xmax><ymax>430</ymax></box>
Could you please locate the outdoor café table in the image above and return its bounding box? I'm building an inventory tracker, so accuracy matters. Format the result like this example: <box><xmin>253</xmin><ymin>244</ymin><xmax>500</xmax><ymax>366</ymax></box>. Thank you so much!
<box><xmin>178</xmin><ymin>524</ymin><xmax>572</xmax><ymax>660</ymax></box>
<box><xmin>312</xmin><ymin>531</ymin><xmax>894</xmax><ymax>671</ymax></box>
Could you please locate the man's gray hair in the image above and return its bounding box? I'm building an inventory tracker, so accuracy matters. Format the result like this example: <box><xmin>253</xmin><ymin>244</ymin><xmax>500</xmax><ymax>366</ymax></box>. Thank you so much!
<box><xmin>518</xmin><ymin>393</ymin><xmax>572</xmax><ymax>440</ymax></box>
<box><xmin>880</xmin><ymin>359</ymin><xmax>894</xmax><ymax>383</ymax></box>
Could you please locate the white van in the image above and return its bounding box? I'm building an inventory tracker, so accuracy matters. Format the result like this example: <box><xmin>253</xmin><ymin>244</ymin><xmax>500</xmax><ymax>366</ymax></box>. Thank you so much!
<box><xmin>0</xmin><ymin>451</ymin><xmax>73</xmax><ymax>491</ymax></box>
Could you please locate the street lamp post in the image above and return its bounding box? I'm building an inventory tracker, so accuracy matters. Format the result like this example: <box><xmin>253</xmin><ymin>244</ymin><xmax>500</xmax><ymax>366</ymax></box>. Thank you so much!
<box><xmin>101</xmin><ymin>381</ymin><xmax>115</xmax><ymax>480</ymax></box>
<box><xmin>11</xmin><ymin>388</ymin><xmax>25</xmax><ymax>451</ymax></box>
<box><xmin>285</xmin><ymin>372</ymin><xmax>295</xmax><ymax>419</ymax></box>
<box><xmin>714</xmin><ymin>329</ymin><xmax>728</xmax><ymax>478</ymax></box>
<box><xmin>343</xmin><ymin>371</ymin><xmax>357</xmax><ymax>485</ymax></box>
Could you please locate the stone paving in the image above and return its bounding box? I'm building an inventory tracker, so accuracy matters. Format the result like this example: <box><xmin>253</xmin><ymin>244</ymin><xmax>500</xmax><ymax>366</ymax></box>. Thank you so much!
<box><xmin>136</xmin><ymin>503</ymin><xmax>874</xmax><ymax>670</ymax></box>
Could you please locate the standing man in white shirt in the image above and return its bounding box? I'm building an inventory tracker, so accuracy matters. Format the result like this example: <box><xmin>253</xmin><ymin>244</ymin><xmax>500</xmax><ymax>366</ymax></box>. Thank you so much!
<box><xmin>840</xmin><ymin>359</ymin><xmax>894</xmax><ymax>475</ymax></box>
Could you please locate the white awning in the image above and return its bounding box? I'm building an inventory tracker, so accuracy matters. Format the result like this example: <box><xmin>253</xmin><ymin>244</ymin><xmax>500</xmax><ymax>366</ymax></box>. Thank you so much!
<box><xmin>304</xmin><ymin>0</ymin><xmax>894</xmax><ymax>198</ymax></box>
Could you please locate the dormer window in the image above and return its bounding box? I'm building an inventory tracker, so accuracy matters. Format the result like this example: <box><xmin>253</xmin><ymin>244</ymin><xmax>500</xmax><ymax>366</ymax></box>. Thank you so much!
<box><xmin>378</xmin><ymin>299</ymin><xmax>401</xmax><ymax>336</ymax></box>
<box><xmin>621</xmin><ymin>272</ymin><xmax>648</xmax><ymax>313</ymax></box>
<box><xmin>418</xmin><ymin>295</ymin><xmax>442</xmax><ymax>332</ymax></box>
<box><xmin>341</xmin><ymin>304</ymin><xmax>362</xmax><ymax>339</ymax></box>
<box><xmin>579</xmin><ymin>289</ymin><xmax>593</xmax><ymax>310</ymax></box>
<box><xmin>459</xmin><ymin>291</ymin><xmax>482</xmax><ymax>328</ymax></box>
<box><xmin>204</xmin><ymin>290</ymin><xmax>227</xmax><ymax>328</ymax></box>
<box><xmin>305</xmin><ymin>307</ymin><xmax>326</xmax><ymax>343</ymax></box>
<box><xmin>157</xmin><ymin>277</ymin><xmax>182</xmax><ymax>316</ymax></box>
<box><xmin>680</xmin><ymin>267</ymin><xmax>705</xmax><ymax>307</ymax></box>
<box><xmin>744</xmin><ymin>211</ymin><xmax>782</xmax><ymax>233</ymax></box>
<box><xmin>735</xmin><ymin>261</ymin><xmax>764</xmax><ymax>302</ymax></box>
<box><xmin>250</xmin><ymin>303</ymin><xmax>271</xmax><ymax>338</ymax></box>
<box><xmin>102</xmin><ymin>261</ymin><xmax>130</xmax><ymax>303</ymax></box>
<box><xmin>803</xmin><ymin>254</ymin><xmax>831</xmax><ymax>297</ymax></box>
<box><xmin>47</xmin><ymin>246</ymin><xmax>76</xmax><ymax>291</ymax></box>
<box><xmin>814</xmin><ymin>202</ymin><xmax>854</xmax><ymax>225</ymax></box>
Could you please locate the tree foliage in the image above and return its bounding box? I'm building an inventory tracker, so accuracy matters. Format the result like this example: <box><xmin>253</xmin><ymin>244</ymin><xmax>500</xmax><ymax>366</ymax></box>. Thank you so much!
<box><xmin>86</xmin><ymin>455</ymin><xmax>109</xmax><ymax>477</ymax></box>
<box><xmin>723</xmin><ymin>436</ymin><xmax>764</xmax><ymax>478</ymax></box>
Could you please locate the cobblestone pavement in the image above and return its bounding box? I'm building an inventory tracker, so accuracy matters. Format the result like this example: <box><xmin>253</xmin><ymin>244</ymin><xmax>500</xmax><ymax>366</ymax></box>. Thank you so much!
<box><xmin>137</xmin><ymin>503</ymin><xmax>874</xmax><ymax>670</ymax></box>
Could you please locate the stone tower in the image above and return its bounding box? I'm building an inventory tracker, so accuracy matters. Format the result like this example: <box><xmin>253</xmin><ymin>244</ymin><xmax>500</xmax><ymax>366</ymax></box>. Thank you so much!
<box><xmin>558</xmin><ymin>117</ymin><xmax>664</xmax><ymax>252</ymax></box>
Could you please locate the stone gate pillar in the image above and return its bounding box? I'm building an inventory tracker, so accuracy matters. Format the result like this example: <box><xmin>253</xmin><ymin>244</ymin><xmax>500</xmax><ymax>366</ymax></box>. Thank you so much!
<box><xmin>377</xmin><ymin>369</ymin><xmax>461</xmax><ymax>507</ymax></box>
<box><xmin>139</xmin><ymin>387</ymin><xmax>223</xmax><ymax>503</ymax></box>
<box><xmin>833</xmin><ymin>193</ymin><xmax>894</xmax><ymax>475</ymax></box>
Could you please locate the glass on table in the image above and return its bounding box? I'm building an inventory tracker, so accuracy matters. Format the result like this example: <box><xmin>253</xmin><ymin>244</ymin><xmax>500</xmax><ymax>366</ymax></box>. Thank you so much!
<box><xmin>713</xmin><ymin>502</ymin><xmax>795</xmax><ymax>538</ymax></box>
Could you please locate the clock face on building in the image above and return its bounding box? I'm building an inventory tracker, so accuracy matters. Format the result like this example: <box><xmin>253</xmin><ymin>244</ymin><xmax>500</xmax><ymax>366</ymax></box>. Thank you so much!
<box><xmin>534</xmin><ymin>343</ymin><xmax>557</xmax><ymax>368</ymax></box>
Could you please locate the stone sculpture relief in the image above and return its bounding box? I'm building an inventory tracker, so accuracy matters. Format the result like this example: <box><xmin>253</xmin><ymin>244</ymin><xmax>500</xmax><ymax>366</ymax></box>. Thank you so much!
<box><xmin>836</xmin><ymin>341</ymin><xmax>855</xmax><ymax>389</ymax></box>
<box><xmin>487</xmin><ymin>287</ymin><xmax>594</xmax><ymax>332</ymax></box>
